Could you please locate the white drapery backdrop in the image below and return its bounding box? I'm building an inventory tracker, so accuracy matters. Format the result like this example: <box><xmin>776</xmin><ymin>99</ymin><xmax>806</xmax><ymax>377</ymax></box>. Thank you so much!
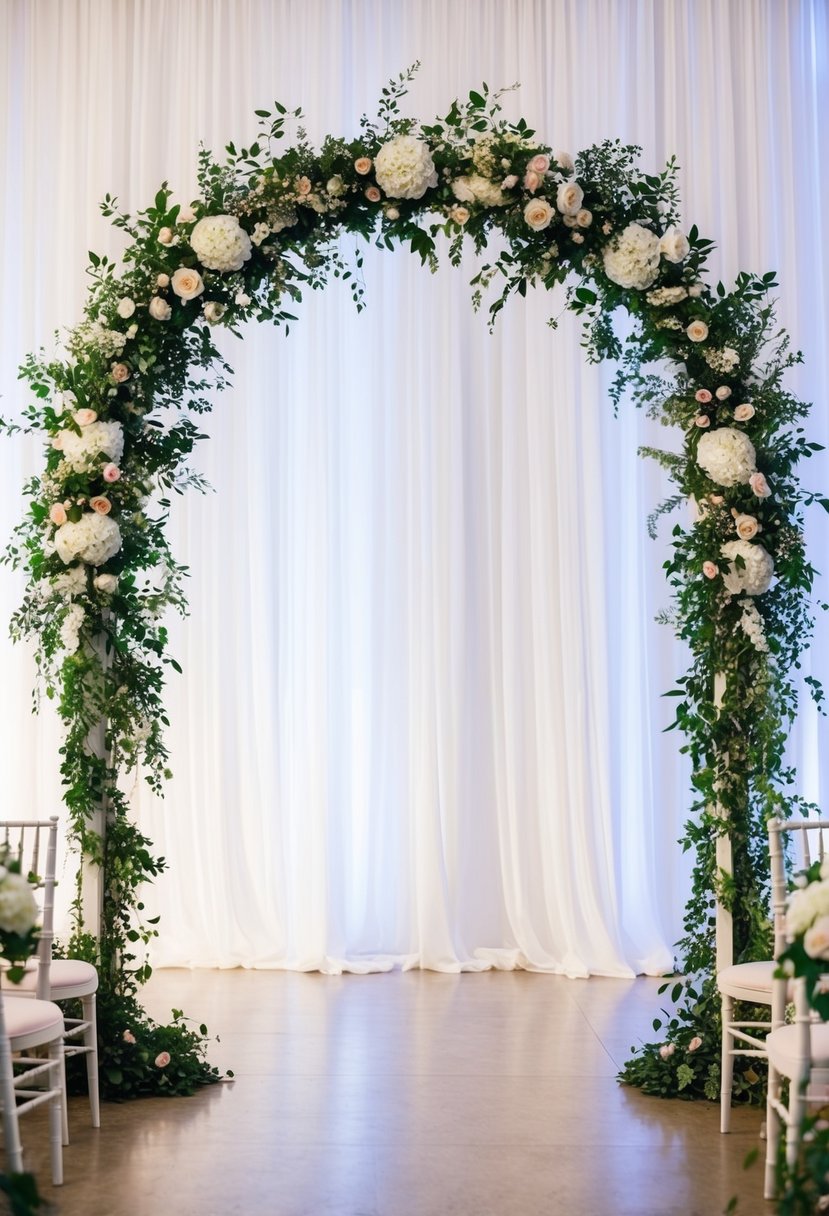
<box><xmin>0</xmin><ymin>0</ymin><xmax>827</xmax><ymax>975</ymax></box>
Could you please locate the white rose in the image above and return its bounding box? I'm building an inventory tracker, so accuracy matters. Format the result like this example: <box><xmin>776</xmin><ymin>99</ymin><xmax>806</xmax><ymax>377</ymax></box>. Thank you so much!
<box><xmin>555</xmin><ymin>151</ymin><xmax>575</xmax><ymax>173</ymax></box>
<box><xmin>524</xmin><ymin>198</ymin><xmax>554</xmax><ymax>231</ymax></box>
<box><xmin>659</xmin><ymin>226</ymin><xmax>690</xmax><ymax>263</ymax></box>
<box><xmin>452</xmin><ymin>177</ymin><xmax>476</xmax><ymax>204</ymax></box>
<box><xmin>94</xmin><ymin>573</ymin><xmax>119</xmax><ymax>594</ymax></box>
<box><xmin>326</xmin><ymin>175</ymin><xmax>344</xmax><ymax>197</ymax></box>
<box><xmin>117</xmin><ymin>297</ymin><xmax>136</xmax><ymax>319</ymax></box>
<box><xmin>805</xmin><ymin>914</ymin><xmax>829</xmax><ymax>960</ymax></box>
<box><xmin>149</xmin><ymin>296</ymin><xmax>172</xmax><ymax>321</ymax></box>
<box><xmin>556</xmin><ymin>181</ymin><xmax>584</xmax><ymax>216</ymax></box>
<box><xmin>235</xmin><ymin>291</ymin><xmax>251</xmax><ymax>307</ymax></box>
<box><xmin>158</xmin><ymin>227</ymin><xmax>174</xmax><ymax>245</ymax></box>
<box><xmin>687</xmin><ymin>320</ymin><xmax>709</xmax><ymax>342</ymax></box>
<box><xmin>178</xmin><ymin>204</ymin><xmax>197</xmax><ymax>223</ymax></box>
<box><xmin>203</xmin><ymin>301</ymin><xmax>225</xmax><ymax>324</ymax></box>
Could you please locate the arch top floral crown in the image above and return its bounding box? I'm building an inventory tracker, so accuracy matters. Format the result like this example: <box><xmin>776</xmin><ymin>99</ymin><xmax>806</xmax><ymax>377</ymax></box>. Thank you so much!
<box><xmin>2</xmin><ymin>64</ymin><xmax>823</xmax><ymax>1101</ymax></box>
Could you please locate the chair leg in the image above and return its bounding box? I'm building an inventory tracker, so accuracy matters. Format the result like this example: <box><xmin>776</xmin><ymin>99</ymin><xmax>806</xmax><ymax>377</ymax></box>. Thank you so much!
<box><xmin>47</xmin><ymin>1040</ymin><xmax>64</xmax><ymax>1186</ymax></box>
<box><xmin>787</xmin><ymin>1078</ymin><xmax>807</xmax><ymax>1170</ymax></box>
<box><xmin>83</xmin><ymin>994</ymin><xmax>100</xmax><ymax>1128</ymax></box>
<box><xmin>720</xmin><ymin>992</ymin><xmax>734</xmax><ymax>1133</ymax></box>
<box><xmin>764</xmin><ymin>1066</ymin><xmax>781</xmax><ymax>1200</ymax></box>
<box><xmin>60</xmin><ymin>1044</ymin><xmax>69</xmax><ymax>1145</ymax></box>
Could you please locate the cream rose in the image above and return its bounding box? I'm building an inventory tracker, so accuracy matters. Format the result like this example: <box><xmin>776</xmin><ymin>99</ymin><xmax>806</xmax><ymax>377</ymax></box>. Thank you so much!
<box><xmin>116</xmin><ymin>297</ymin><xmax>135</xmax><ymax>319</ymax></box>
<box><xmin>94</xmin><ymin>573</ymin><xmax>119</xmax><ymax>594</ymax></box>
<box><xmin>354</xmin><ymin>157</ymin><xmax>372</xmax><ymax>175</ymax></box>
<box><xmin>659</xmin><ymin>226</ymin><xmax>690</xmax><ymax>263</ymax></box>
<box><xmin>556</xmin><ymin>181</ymin><xmax>584</xmax><ymax>216</ymax></box>
<box><xmin>749</xmin><ymin>472</ymin><xmax>772</xmax><ymax>498</ymax></box>
<box><xmin>733</xmin><ymin>403</ymin><xmax>755</xmax><ymax>422</ymax></box>
<box><xmin>524</xmin><ymin>198</ymin><xmax>554</xmax><ymax>231</ymax></box>
<box><xmin>149</xmin><ymin>296</ymin><xmax>172</xmax><ymax>321</ymax></box>
<box><xmin>171</xmin><ymin>267</ymin><xmax>204</xmax><ymax>300</ymax></box>
<box><xmin>805</xmin><ymin>915</ymin><xmax>829</xmax><ymax>960</ymax></box>
<box><xmin>735</xmin><ymin>513</ymin><xmax>760</xmax><ymax>540</ymax></box>
<box><xmin>687</xmin><ymin>320</ymin><xmax>709</xmax><ymax>342</ymax></box>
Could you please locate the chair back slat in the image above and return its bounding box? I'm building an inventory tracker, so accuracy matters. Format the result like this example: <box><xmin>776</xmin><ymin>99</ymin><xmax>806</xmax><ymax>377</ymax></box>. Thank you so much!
<box><xmin>0</xmin><ymin>817</ymin><xmax>59</xmax><ymax>1000</ymax></box>
<box><xmin>768</xmin><ymin>817</ymin><xmax>829</xmax><ymax>958</ymax></box>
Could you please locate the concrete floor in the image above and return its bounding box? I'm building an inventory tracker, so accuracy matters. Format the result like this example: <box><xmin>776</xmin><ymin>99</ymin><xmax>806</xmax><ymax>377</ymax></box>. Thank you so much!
<box><xmin>12</xmin><ymin>969</ymin><xmax>768</xmax><ymax>1215</ymax></box>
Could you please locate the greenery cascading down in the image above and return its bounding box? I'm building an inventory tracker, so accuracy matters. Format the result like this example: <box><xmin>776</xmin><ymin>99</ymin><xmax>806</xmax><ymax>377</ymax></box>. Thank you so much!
<box><xmin>1</xmin><ymin>68</ymin><xmax>824</xmax><ymax>1103</ymax></box>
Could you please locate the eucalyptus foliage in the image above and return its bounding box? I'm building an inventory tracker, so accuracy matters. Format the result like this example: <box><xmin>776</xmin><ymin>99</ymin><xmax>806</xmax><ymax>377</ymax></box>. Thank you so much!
<box><xmin>1</xmin><ymin>67</ymin><xmax>823</xmax><ymax>1102</ymax></box>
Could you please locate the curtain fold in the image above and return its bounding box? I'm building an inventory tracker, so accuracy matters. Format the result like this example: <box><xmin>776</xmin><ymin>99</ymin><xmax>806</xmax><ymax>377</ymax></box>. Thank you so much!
<box><xmin>0</xmin><ymin>0</ymin><xmax>826</xmax><ymax>975</ymax></box>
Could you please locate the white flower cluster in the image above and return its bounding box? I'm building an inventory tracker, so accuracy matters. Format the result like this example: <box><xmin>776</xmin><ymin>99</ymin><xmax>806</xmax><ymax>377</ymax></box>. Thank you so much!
<box><xmin>602</xmin><ymin>223</ymin><xmax>661</xmax><ymax>290</ymax></box>
<box><xmin>720</xmin><ymin>539</ymin><xmax>774</xmax><ymax>597</ymax></box>
<box><xmin>696</xmin><ymin>427</ymin><xmax>756</xmax><ymax>486</ymax></box>
<box><xmin>59</xmin><ymin>602</ymin><xmax>86</xmax><ymax>653</ymax></box>
<box><xmin>452</xmin><ymin>174</ymin><xmax>508</xmax><ymax>208</ymax></box>
<box><xmin>0</xmin><ymin>867</ymin><xmax>38</xmax><ymax>936</ymax></box>
<box><xmin>374</xmin><ymin>135</ymin><xmax>438</xmax><ymax>200</ymax></box>
<box><xmin>59</xmin><ymin>420</ymin><xmax>124</xmax><ymax>471</ymax></box>
<box><xmin>68</xmin><ymin>321</ymin><xmax>126</xmax><ymax>361</ymax></box>
<box><xmin>646</xmin><ymin>286</ymin><xmax>688</xmax><ymax>307</ymax></box>
<box><xmin>703</xmin><ymin>346</ymin><xmax>740</xmax><ymax>374</ymax></box>
<box><xmin>50</xmin><ymin>565</ymin><xmax>87</xmax><ymax>600</ymax></box>
<box><xmin>190</xmin><ymin>214</ymin><xmax>253</xmax><ymax>272</ymax></box>
<box><xmin>787</xmin><ymin>875</ymin><xmax>829</xmax><ymax>942</ymax></box>
<box><xmin>55</xmin><ymin>512</ymin><xmax>122</xmax><ymax>566</ymax></box>
<box><xmin>738</xmin><ymin>597</ymin><xmax>769</xmax><ymax>651</ymax></box>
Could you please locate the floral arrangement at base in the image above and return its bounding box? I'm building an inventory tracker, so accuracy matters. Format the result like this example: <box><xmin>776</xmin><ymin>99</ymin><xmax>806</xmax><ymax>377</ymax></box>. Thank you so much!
<box><xmin>1</xmin><ymin>66</ymin><xmax>825</xmax><ymax>1103</ymax></box>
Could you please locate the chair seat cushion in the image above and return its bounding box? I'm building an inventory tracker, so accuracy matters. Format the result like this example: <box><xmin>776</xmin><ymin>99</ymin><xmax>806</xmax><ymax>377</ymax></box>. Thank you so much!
<box><xmin>717</xmin><ymin>960</ymin><xmax>776</xmax><ymax>997</ymax></box>
<box><xmin>767</xmin><ymin>1022</ymin><xmax>829</xmax><ymax>1077</ymax></box>
<box><xmin>16</xmin><ymin>958</ymin><xmax>98</xmax><ymax>997</ymax></box>
<box><xmin>2</xmin><ymin>994</ymin><xmax>64</xmax><ymax>1043</ymax></box>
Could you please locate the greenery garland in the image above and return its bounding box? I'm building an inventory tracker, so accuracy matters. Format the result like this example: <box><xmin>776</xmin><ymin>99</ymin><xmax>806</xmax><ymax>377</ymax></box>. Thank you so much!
<box><xmin>1</xmin><ymin>66</ymin><xmax>824</xmax><ymax>1103</ymax></box>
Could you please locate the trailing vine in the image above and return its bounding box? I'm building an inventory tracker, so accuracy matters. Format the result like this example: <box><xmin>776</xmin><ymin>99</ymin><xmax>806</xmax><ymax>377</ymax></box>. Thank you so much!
<box><xmin>1</xmin><ymin>66</ymin><xmax>823</xmax><ymax>1102</ymax></box>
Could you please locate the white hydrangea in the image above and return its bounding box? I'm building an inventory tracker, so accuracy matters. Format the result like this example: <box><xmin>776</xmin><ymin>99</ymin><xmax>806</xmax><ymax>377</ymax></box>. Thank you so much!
<box><xmin>190</xmin><ymin>214</ymin><xmax>253</xmax><ymax>272</ymax></box>
<box><xmin>59</xmin><ymin>602</ymin><xmax>86</xmax><ymax>653</ymax></box>
<box><xmin>451</xmin><ymin>173</ymin><xmax>508</xmax><ymax>208</ymax></box>
<box><xmin>58</xmin><ymin>420</ymin><xmax>124</xmax><ymax>471</ymax></box>
<box><xmin>696</xmin><ymin>427</ymin><xmax>756</xmax><ymax>486</ymax></box>
<box><xmin>55</xmin><ymin>513</ymin><xmax>122</xmax><ymax>567</ymax></box>
<box><xmin>0</xmin><ymin>870</ymin><xmax>38</xmax><ymax>935</ymax></box>
<box><xmin>738</xmin><ymin>597</ymin><xmax>769</xmax><ymax>651</ymax></box>
<box><xmin>720</xmin><ymin>540</ymin><xmax>774</xmax><ymax>597</ymax></box>
<box><xmin>602</xmin><ymin>223</ymin><xmax>661</xmax><ymax>290</ymax></box>
<box><xmin>374</xmin><ymin>135</ymin><xmax>438</xmax><ymax>200</ymax></box>
<box><xmin>703</xmin><ymin>346</ymin><xmax>740</xmax><ymax>374</ymax></box>
<box><xmin>51</xmin><ymin>565</ymin><xmax>88</xmax><ymax>600</ymax></box>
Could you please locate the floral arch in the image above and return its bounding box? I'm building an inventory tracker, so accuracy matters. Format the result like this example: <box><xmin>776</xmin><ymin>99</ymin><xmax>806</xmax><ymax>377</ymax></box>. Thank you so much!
<box><xmin>3</xmin><ymin>68</ymin><xmax>823</xmax><ymax>1100</ymax></box>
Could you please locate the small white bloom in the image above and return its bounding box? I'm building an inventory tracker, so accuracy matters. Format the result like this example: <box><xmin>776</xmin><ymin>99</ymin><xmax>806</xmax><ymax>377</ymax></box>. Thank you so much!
<box><xmin>158</xmin><ymin>226</ymin><xmax>174</xmax><ymax>245</ymax></box>
<box><xmin>117</xmin><ymin>297</ymin><xmax>136</xmax><ymax>319</ymax></box>
<box><xmin>149</xmin><ymin>296</ymin><xmax>172</xmax><ymax>321</ymax></box>
<box><xmin>234</xmin><ymin>291</ymin><xmax>251</xmax><ymax>307</ymax></box>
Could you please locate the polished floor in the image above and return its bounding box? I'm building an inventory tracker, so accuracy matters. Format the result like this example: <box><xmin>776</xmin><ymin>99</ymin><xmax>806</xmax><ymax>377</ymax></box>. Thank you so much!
<box><xmin>12</xmin><ymin>970</ymin><xmax>768</xmax><ymax>1216</ymax></box>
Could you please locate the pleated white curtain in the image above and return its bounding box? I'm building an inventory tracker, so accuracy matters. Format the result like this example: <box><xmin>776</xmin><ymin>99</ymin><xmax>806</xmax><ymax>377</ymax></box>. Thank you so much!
<box><xmin>0</xmin><ymin>0</ymin><xmax>827</xmax><ymax>975</ymax></box>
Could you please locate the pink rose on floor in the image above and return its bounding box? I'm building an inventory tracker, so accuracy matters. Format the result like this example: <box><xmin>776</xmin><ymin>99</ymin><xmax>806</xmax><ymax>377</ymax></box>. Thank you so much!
<box><xmin>695</xmin><ymin>415</ymin><xmax>710</xmax><ymax>428</ymax></box>
<box><xmin>103</xmin><ymin>464</ymin><xmax>121</xmax><ymax>483</ymax></box>
<box><xmin>703</xmin><ymin>561</ymin><xmax>718</xmax><ymax>579</ymax></box>
<box><xmin>123</xmin><ymin>1030</ymin><xmax>136</xmax><ymax>1044</ymax></box>
<box><xmin>75</xmin><ymin>408</ymin><xmax>98</xmax><ymax>427</ymax></box>
<box><xmin>354</xmin><ymin>157</ymin><xmax>372</xmax><ymax>175</ymax></box>
<box><xmin>364</xmin><ymin>186</ymin><xmax>381</xmax><ymax>202</ymax></box>
<box><xmin>687</xmin><ymin>1036</ymin><xmax>703</xmax><ymax>1052</ymax></box>
<box><xmin>171</xmin><ymin>267</ymin><xmax>204</xmax><ymax>300</ymax></box>
<box><xmin>523</xmin><ymin>169</ymin><xmax>540</xmax><ymax>193</ymax></box>
<box><xmin>49</xmin><ymin>504</ymin><xmax>67</xmax><ymax>526</ymax></box>
<box><xmin>733</xmin><ymin>403</ymin><xmax>755</xmax><ymax>422</ymax></box>
<box><xmin>659</xmin><ymin>1044</ymin><xmax>675</xmax><ymax>1060</ymax></box>
<box><xmin>90</xmin><ymin>496</ymin><xmax>112</xmax><ymax>515</ymax></box>
<box><xmin>686</xmin><ymin>320</ymin><xmax>709</xmax><ymax>342</ymax></box>
<box><xmin>155</xmin><ymin>1052</ymin><xmax>171</xmax><ymax>1068</ymax></box>
<box><xmin>750</xmin><ymin>471</ymin><xmax>772</xmax><ymax>498</ymax></box>
<box><xmin>695</xmin><ymin>389</ymin><xmax>712</xmax><ymax>404</ymax></box>
<box><xmin>111</xmin><ymin>362</ymin><xmax>130</xmax><ymax>383</ymax></box>
<box><xmin>715</xmin><ymin>386</ymin><xmax>732</xmax><ymax>401</ymax></box>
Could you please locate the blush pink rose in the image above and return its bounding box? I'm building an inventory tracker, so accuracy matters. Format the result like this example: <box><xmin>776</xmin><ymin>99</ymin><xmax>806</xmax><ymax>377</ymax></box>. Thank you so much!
<box><xmin>523</xmin><ymin>170</ymin><xmax>540</xmax><ymax>193</ymax></box>
<box><xmin>715</xmin><ymin>386</ymin><xmax>732</xmax><ymax>401</ymax></box>
<box><xmin>733</xmin><ymin>403</ymin><xmax>756</xmax><ymax>422</ymax></box>
<box><xmin>686</xmin><ymin>320</ymin><xmax>709</xmax><ymax>342</ymax></box>
<box><xmin>687</xmin><ymin>1036</ymin><xmax>703</xmax><ymax>1052</ymax></box>
<box><xmin>695</xmin><ymin>415</ymin><xmax>710</xmax><ymax>428</ymax></box>
<box><xmin>354</xmin><ymin>157</ymin><xmax>372</xmax><ymax>175</ymax></box>
<box><xmin>501</xmin><ymin>174</ymin><xmax>519</xmax><ymax>189</ymax></box>
<box><xmin>296</xmin><ymin>176</ymin><xmax>312</xmax><ymax>196</ymax></box>
<box><xmin>659</xmin><ymin>1043</ymin><xmax>675</xmax><ymax>1060</ymax></box>
<box><xmin>75</xmin><ymin>408</ymin><xmax>98</xmax><ymax>427</ymax></box>
<box><xmin>49</xmin><ymin>503</ymin><xmax>67</xmax><ymax>526</ymax></box>
<box><xmin>123</xmin><ymin>1030</ymin><xmax>136</xmax><ymax>1044</ymax></box>
<box><xmin>365</xmin><ymin>186</ymin><xmax>381</xmax><ymax>202</ymax></box>
<box><xmin>90</xmin><ymin>496</ymin><xmax>112</xmax><ymax>515</ymax></box>
<box><xmin>102</xmin><ymin>464</ymin><xmax>121</xmax><ymax>483</ymax></box>
<box><xmin>529</xmin><ymin>154</ymin><xmax>550</xmax><ymax>174</ymax></box>
<box><xmin>695</xmin><ymin>389</ymin><xmax>712</xmax><ymax>404</ymax></box>
<box><xmin>157</xmin><ymin>227</ymin><xmax>174</xmax><ymax>245</ymax></box>
<box><xmin>155</xmin><ymin>1052</ymin><xmax>171</xmax><ymax>1068</ymax></box>
<box><xmin>702</xmin><ymin>561</ymin><xmax>718</xmax><ymax>579</ymax></box>
<box><xmin>709</xmin><ymin>494</ymin><xmax>724</xmax><ymax>506</ymax></box>
<box><xmin>111</xmin><ymin>362</ymin><xmax>130</xmax><ymax>383</ymax></box>
<box><xmin>750</xmin><ymin>471</ymin><xmax>772</xmax><ymax>498</ymax></box>
<box><xmin>735</xmin><ymin>514</ymin><xmax>760</xmax><ymax>540</ymax></box>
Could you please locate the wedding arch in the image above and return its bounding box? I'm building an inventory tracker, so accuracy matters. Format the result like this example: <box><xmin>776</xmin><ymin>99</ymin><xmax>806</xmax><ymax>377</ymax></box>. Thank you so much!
<box><xmin>3</xmin><ymin>68</ymin><xmax>823</xmax><ymax>1100</ymax></box>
